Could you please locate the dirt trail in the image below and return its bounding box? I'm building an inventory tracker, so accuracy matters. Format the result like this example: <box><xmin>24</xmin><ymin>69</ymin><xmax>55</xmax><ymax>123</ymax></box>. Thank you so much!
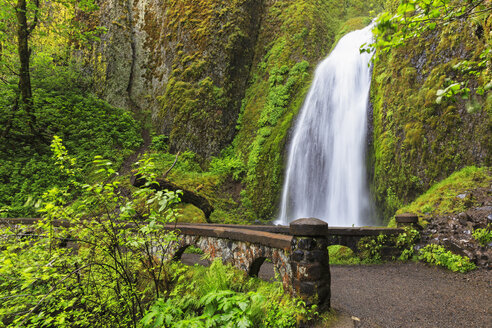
<box><xmin>182</xmin><ymin>254</ymin><xmax>491</xmax><ymax>327</ymax></box>
<box><xmin>329</xmin><ymin>262</ymin><xmax>491</xmax><ymax>328</ymax></box>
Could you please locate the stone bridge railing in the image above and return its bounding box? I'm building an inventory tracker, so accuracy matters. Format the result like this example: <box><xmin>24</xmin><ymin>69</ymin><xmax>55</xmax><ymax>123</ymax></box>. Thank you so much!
<box><xmin>1</xmin><ymin>217</ymin><xmax>407</xmax><ymax>307</ymax></box>
<box><xmin>166</xmin><ymin>218</ymin><xmax>331</xmax><ymax>307</ymax></box>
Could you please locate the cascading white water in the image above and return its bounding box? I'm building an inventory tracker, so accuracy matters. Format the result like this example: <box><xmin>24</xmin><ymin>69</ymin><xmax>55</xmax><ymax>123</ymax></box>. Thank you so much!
<box><xmin>277</xmin><ymin>25</ymin><xmax>374</xmax><ymax>226</ymax></box>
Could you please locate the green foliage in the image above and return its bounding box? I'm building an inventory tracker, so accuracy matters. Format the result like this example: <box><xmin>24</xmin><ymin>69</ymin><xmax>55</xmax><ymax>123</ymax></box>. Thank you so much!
<box><xmin>418</xmin><ymin>244</ymin><xmax>477</xmax><ymax>273</ymax></box>
<box><xmin>369</xmin><ymin>0</ymin><xmax>490</xmax><ymax>62</ymax></box>
<box><xmin>472</xmin><ymin>224</ymin><xmax>492</xmax><ymax>247</ymax></box>
<box><xmin>209</xmin><ymin>146</ymin><xmax>246</xmax><ymax>181</ymax></box>
<box><xmin>395</xmin><ymin>228</ymin><xmax>420</xmax><ymax>260</ymax></box>
<box><xmin>183</xmin><ymin>245</ymin><xmax>204</xmax><ymax>254</ymax></box>
<box><xmin>0</xmin><ymin>140</ymin><xmax>181</xmax><ymax>327</ymax></box>
<box><xmin>0</xmin><ymin>232</ymin><xmax>92</xmax><ymax>327</ymax></box>
<box><xmin>141</xmin><ymin>259</ymin><xmax>317</xmax><ymax>328</ymax></box>
<box><xmin>328</xmin><ymin>245</ymin><xmax>361</xmax><ymax>265</ymax></box>
<box><xmin>0</xmin><ymin>85</ymin><xmax>141</xmax><ymax>216</ymax></box>
<box><xmin>369</xmin><ymin>0</ymin><xmax>491</xmax><ymax>221</ymax></box>
<box><xmin>357</xmin><ymin>228</ymin><xmax>420</xmax><ymax>262</ymax></box>
<box><xmin>150</xmin><ymin>134</ymin><xmax>169</xmax><ymax>152</ymax></box>
<box><xmin>358</xmin><ymin>234</ymin><xmax>388</xmax><ymax>262</ymax></box>
<box><xmin>397</xmin><ymin>166</ymin><xmax>491</xmax><ymax>219</ymax></box>
<box><xmin>0</xmin><ymin>48</ymin><xmax>141</xmax><ymax>217</ymax></box>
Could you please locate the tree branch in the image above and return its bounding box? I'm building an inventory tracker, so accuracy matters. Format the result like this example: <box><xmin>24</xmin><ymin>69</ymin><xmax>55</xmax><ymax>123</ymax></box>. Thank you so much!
<box><xmin>163</xmin><ymin>151</ymin><xmax>180</xmax><ymax>179</ymax></box>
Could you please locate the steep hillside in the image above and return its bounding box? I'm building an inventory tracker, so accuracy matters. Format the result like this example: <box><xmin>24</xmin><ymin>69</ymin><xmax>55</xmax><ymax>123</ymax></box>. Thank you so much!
<box><xmin>370</xmin><ymin>5</ymin><xmax>491</xmax><ymax>220</ymax></box>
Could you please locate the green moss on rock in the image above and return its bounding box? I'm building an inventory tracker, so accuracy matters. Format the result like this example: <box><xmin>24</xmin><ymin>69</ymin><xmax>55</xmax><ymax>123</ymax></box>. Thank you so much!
<box><xmin>396</xmin><ymin>166</ymin><xmax>491</xmax><ymax>221</ymax></box>
<box><xmin>370</xmin><ymin>13</ymin><xmax>491</xmax><ymax>221</ymax></box>
<box><xmin>234</xmin><ymin>0</ymin><xmax>384</xmax><ymax>221</ymax></box>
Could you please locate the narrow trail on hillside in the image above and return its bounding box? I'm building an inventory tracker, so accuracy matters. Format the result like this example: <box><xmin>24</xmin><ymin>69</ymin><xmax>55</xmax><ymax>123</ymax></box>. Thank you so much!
<box><xmin>119</xmin><ymin>127</ymin><xmax>151</xmax><ymax>175</ymax></box>
<box><xmin>182</xmin><ymin>254</ymin><xmax>491</xmax><ymax>327</ymax></box>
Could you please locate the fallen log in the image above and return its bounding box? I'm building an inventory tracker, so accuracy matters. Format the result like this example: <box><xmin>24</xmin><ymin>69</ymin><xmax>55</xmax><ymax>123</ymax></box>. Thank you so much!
<box><xmin>130</xmin><ymin>174</ymin><xmax>214</xmax><ymax>223</ymax></box>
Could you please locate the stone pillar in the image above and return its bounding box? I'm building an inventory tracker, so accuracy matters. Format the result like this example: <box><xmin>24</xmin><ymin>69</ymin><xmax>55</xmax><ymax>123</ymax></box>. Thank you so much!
<box><xmin>395</xmin><ymin>213</ymin><xmax>421</xmax><ymax>230</ymax></box>
<box><xmin>289</xmin><ymin>218</ymin><xmax>330</xmax><ymax>307</ymax></box>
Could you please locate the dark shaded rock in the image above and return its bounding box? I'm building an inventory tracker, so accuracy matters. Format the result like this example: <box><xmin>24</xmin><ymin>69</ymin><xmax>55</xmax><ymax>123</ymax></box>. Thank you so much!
<box><xmin>419</xmin><ymin>186</ymin><xmax>492</xmax><ymax>269</ymax></box>
<box><xmin>290</xmin><ymin>218</ymin><xmax>328</xmax><ymax>236</ymax></box>
<box><xmin>291</xmin><ymin>249</ymin><xmax>304</xmax><ymax>262</ymax></box>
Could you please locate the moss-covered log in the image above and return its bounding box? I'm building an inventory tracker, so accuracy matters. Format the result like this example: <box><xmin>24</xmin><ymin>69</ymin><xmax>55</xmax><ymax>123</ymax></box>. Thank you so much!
<box><xmin>131</xmin><ymin>174</ymin><xmax>214</xmax><ymax>223</ymax></box>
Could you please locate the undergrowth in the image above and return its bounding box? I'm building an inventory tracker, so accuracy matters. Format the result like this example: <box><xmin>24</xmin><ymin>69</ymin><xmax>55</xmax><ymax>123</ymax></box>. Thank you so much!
<box><xmin>418</xmin><ymin>244</ymin><xmax>477</xmax><ymax>273</ymax></box>
<box><xmin>141</xmin><ymin>259</ymin><xmax>319</xmax><ymax>328</ymax></box>
<box><xmin>473</xmin><ymin>224</ymin><xmax>492</xmax><ymax>247</ymax></box>
<box><xmin>393</xmin><ymin>166</ymin><xmax>491</xmax><ymax>225</ymax></box>
<box><xmin>0</xmin><ymin>61</ymin><xmax>141</xmax><ymax>218</ymax></box>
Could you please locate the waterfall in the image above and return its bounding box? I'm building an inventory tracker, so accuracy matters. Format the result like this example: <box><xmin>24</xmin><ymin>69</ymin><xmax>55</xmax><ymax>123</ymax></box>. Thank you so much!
<box><xmin>277</xmin><ymin>25</ymin><xmax>374</xmax><ymax>226</ymax></box>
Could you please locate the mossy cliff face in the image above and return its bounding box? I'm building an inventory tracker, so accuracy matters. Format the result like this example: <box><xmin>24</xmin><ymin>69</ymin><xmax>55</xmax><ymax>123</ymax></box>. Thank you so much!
<box><xmin>87</xmin><ymin>0</ymin><xmax>262</xmax><ymax>157</ymax></box>
<box><xmin>88</xmin><ymin>0</ymin><xmax>384</xmax><ymax>221</ymax></box>
<box><xmin>370</xmin><ymin>12</ymin><xmax>491</xmax><ymax>221</ymax></box>
<box><xmin>235</xmin><ymin>1</ymin><xmax>383</xmax><ymax>220</ymax></box>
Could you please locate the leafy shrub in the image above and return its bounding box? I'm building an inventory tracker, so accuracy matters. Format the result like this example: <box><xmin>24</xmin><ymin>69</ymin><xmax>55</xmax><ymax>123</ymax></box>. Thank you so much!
<box><xmin>209</xmin><ymin>146</ymin><xmax>246</xmax><ymax>181</ymax></box>
<box><xmin>328</xmin><ymin>245</ymin><xmax>361</xmax><ymax>265</ymax></box>
<box><xmin>418</xmin><ymin>244</ymin><xmax>477</xmax><ymax>273</ymax></box>
<box><xmin>0</xmin><ymin>140</ymin><xmax>181</xmax><ymax>327</ymax></box>
<box><xmin>472</xmin><ymin>224</ymin><xmax>492</xmax><ymax>247</ymax></box>
<box><xmin>150</xmin><ymin>134</ymin><xmax>169</xmax><ymax>151</ymax></box>
<box><xmin>357</xmin><ymin>228</ymin><xmax>420</xmax><ymax>263</ymax></box>
<box><xmin>395</xmin><ymin>228</ymin><xmax>420</xmax><ymax>261</ymax></box>
<box><xmin>141</xmin><ymin>259</ymin><xmax>317</xmax><ymax>328</ymax></box>
<box><xmin>184</xmin><ymin>245</ymin><xmax>204</xmax><ymax>254</ymax></box>
<box><xmin>357</xmin><ymin>234</ymin><xmax>388</xmax><ymax>262</ymax></box>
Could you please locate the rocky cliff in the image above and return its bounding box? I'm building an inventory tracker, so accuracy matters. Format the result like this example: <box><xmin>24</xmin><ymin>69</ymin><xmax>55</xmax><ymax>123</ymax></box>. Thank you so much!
<box><xmin>87</xmin><ymin>0</ymin><xmax>383</xmax><ymax>220</ymax></box>
<box><xmin>370</xmin><ymin>10</ymin><xmax>491</xmax><ymax>220</ymax></box>
<box><xmin>85</xmin><ymin>0</ymin><xmax>263</xmax><ymax>157</ymax></box>
<box><xmin>85</xmin><ymin>0</ymin><xmax>490</xmax><ymax>223</ymax></box>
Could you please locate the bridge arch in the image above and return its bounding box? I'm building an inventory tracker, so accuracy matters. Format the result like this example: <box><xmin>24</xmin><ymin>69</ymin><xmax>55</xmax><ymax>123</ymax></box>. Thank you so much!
<box><xmin>249</xmin><ymin>256</ymin><xmax>267</xmax><ymax>277</ymax></box>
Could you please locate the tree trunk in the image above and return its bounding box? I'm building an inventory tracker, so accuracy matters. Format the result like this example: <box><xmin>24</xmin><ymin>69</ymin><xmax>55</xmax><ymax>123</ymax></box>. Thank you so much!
<box><xmin>16</xmin><ymin>0</ymin><xmax>35</xmax><ymax>132</ymax></box>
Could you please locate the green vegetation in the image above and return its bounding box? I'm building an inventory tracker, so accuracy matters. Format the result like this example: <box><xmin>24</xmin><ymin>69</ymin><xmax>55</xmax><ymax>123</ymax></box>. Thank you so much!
<box><xmin>369</xmin><ymin>0</ymin><xmax>491</xmax><ymax>220</ymax></box>
<box><xmin>329</xmin><ymin>228</ymin><xmax>420</xmax><ymax>264</ymax></box>
<box><xmin>141</xmin><ymin>259</ymin><xmax>319</xmax><ymax>328</ymax></box>
<box><xmin>328</xmin><ymin>245</ymin><xmax>361</xmax><ymax>265</ymax></box>
<box><xmin>395</xmin><ymin>228</ymin><xmax>420</xmax><ymax>261</ymax></box>
<box><xmin>418</xmin><ymin>244</ymin><xmax>477</xmax><ymax>273</ymax></box>
<box><xmin>0</xmin><ymin>144</ymin><xmax>180</xmax><ymax>327</ymax></box>
<box><xmin>395</xmin><ymin>166</ymin><xmax>491</xmax><ymax>222</ymax></box>
<box><xmin>473</xmin><ymin>224</ymin><xmax>492</xmax><ymax>246</ymax></box>
<box><xmin>2</xmin><ymin>0</ymin><xmax>490</xmax><ymax>326</ymax></box>
<box><xmin>0</xmin><ymin>140</ymin><xmax>323</xmax><ymax>327</ymax></box>
<box><xmin>144</xmin><ymin>149</ymin><xmax>246</xmax><ymax>224</ymax></box>
<box><xmin>0</xmin><ymin>1</ymin><xmax>141</xmax><ymax>217</ymax></box>
<box><xmin>0</xmin><ymin>65</ymin><xmax>141</xmax><ymax>217</ymax></box>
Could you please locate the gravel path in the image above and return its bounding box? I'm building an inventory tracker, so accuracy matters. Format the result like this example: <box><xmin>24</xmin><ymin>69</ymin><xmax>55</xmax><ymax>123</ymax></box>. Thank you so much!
<box><xmin>182</xmin><ymin>254</ymin><xmax>491</xmax><ymax>327</ymax></box>
<box><xmin>330</xmin><ymin>262</ymin><xmax>491</xmax><ymax>328</ymax></box>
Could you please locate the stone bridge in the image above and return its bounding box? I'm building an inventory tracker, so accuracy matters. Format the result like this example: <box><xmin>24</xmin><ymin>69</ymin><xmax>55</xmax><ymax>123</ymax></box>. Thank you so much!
<box><xmin>1</xmin><ymin>217</ymin><xmax>408</xmax><ymax>307</ymax></box>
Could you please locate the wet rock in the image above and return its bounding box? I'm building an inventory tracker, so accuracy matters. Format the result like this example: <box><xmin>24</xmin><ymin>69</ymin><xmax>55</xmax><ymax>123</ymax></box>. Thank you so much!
<box><xmin>419</xmin><ymin>186</ymin><xmax>492</xmax><ymax>269</ymax></box>
<box><xmin>458</xmin><ymin>212</ymin><xmax>470</xmax><ymax>225</ymax></box>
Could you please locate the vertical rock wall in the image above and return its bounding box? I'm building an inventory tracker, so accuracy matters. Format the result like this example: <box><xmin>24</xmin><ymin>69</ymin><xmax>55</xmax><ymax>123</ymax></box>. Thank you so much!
<box><xmin>87</xmin><ymin>0</ymin><xmax>263</xmax><ymax>157</ymax></box>
<box><xmin>370</xmin><ymin>15</ymin><xmax>491</xmax><ymax>220</ymax></box>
